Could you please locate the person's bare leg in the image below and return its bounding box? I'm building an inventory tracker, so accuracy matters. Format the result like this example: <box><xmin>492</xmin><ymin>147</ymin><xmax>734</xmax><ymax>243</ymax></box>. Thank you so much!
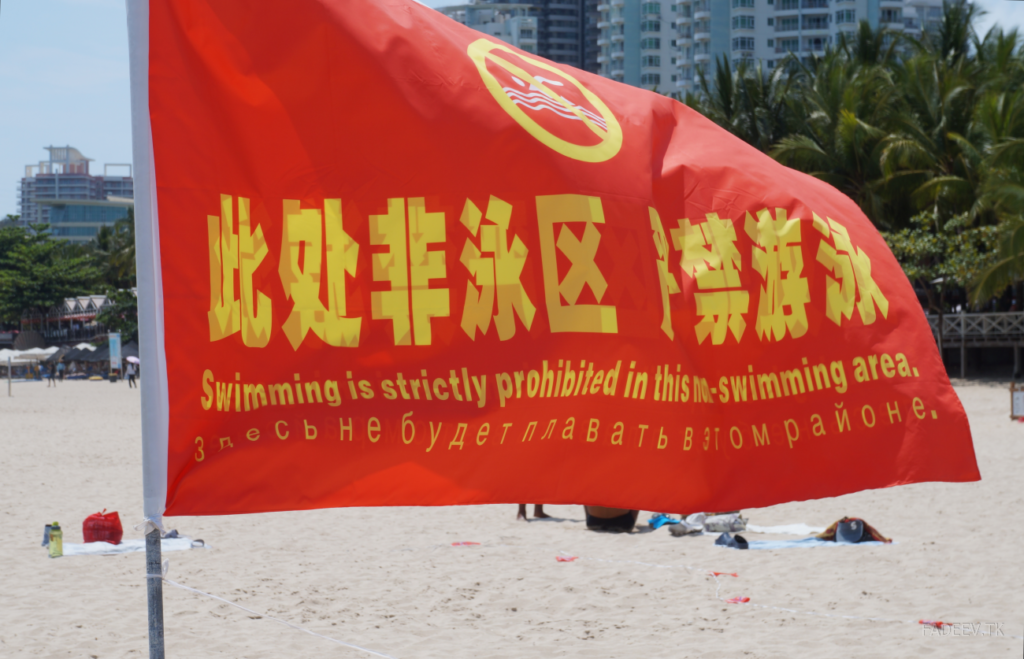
<box><xmin>533</xmin><ymin>505</ymin><xmax>551</xmax><ymax>519</ymax></box>
<box><xmin>517</xmin><ymin>504</ymin><xmax>528</xmax><ymax>520</ymax></box>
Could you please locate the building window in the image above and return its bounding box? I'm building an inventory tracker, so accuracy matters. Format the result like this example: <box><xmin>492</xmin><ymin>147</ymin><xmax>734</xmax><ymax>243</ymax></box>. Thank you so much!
<box><xmin>732</xmin><ymin>36</ymin><xmax>755</xmax><ymax>51</ymax></box>
<box><xmin>803</xmin><ymin>14</ymin><xmax>828</xmax><ymax>30</ymax></box>
<box><xmin>731</xmin><ymin>0</ymin><xmax>754</xmax><ymax>7</ymax></box>
<box><xmin>779</xmin><ymin>38</ymin><xmax>798</xmax><ymax>52</ymax></box>
<box><xmin>642</xmin><ymin>55</ymin><xmax>662</xmax><ymax>67</ymax></box>
<box><xmin>641</xmin><ymin>73</ymin><xmax>662</xmax><ymax>85</ymax></box>
<box><xmin>642</xmin><ymin>2</ymin><xmax>661</xmax><ymax>15</ymax></box>
<box><xmin>767</xmin><ymin>17</ymin><xmax>774</xmax><ymax>26</ymax></box>
<box><xmin>520</xmin><ymin>29</ymin><xmax>534</xmax><ymax>37</ymax></box>
<box><xmin>835</xmin><ymin>9</ymin><xmax>855</xmax><ymax>24</ymax></box>
<box><xmin>732</xmin><ymin>15</ymin><xmax>755</xmax><ymax>29</ymax></box>
<box><xmin>778</xmin><ymin>0</ymin><xmax>798</xmax><ymax>9</ymax></box>
<box><xmin>881</xmin><ymin>8</ymin><xmax>901</xmax><ymax>23</ymax></box>
<box><xmin>767</xmin><ymin>38</ymin><xmax>774</xmax><ymax>47</ymax></box>
<box><xmin>767</xmin><ymin>59</ymin><xmax>775</xmax><ymax>68</ymax></box>
<box><xmin>641</xmin><ymin>37</ymin><xmax>662</xmax><ymax>49</ymax></box>
<box><xmin>641</xmin><ymin>20</ymin><xmax>662</xmax><ymax>32</ymax></box>
<box><xmin>778</xmin><ymin>16</ymin><xmax>799</xmax><ymax>31</ymax></box>
<box><xmin>671</xmin><ymin>74</ymin><xmax>678</xmax><ymax>82</ymax></box>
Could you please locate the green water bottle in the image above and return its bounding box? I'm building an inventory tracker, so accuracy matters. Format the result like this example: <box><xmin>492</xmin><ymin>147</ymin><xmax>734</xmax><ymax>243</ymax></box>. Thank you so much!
<box><xmin>48</xmin><ymin>522</ymin><xmax>63</xmax><ymax>558</ymax></box>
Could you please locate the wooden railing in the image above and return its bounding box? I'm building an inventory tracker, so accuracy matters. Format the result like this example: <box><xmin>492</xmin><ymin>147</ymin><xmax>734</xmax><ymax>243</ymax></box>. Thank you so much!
<box><xmin>927</xmin><ymin>312</ymin><xmax>1024</xmax><ymax>345</ymax></box>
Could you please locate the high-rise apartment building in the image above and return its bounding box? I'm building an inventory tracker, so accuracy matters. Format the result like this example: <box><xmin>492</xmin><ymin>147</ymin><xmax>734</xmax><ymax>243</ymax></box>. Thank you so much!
<box><xmin>438</xmin><ymin>0</ymin><xmax>587</xmax><ymax>68</ymax></box>
<box><xmin>674</xmin><ymin>0</ymin><xmax>944</xmax><ymax>95</ymax></box>
<box><xmin>18</xmin><ymin>146</ymin><xmax>133</xmax><ymax>226</ymax></box>
<box><xmin>596</xmin><ymin>0</ymin><xmax>680</xmax><ymax>91</ymax></box>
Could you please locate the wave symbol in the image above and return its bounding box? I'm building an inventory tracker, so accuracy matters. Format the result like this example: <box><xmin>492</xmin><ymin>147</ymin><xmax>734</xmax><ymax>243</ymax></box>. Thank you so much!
<box><xmin>502</xmin><ymin>79</ymin><xmax>608</xmax><ymax>131</ymax></box>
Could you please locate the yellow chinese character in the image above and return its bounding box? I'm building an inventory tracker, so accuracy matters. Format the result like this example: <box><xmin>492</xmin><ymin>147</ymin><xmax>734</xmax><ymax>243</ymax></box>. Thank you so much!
<box><xmin>671</xmin><ymin>212</ymin><xmax>748</xmax><ymax>345</ymax></box>
<box><xmin>279</xmin><ymin>199</ymin><xmax>361</xmax><ymax>350</ymax></box>
<box><xmin>207</xmin><ymin>194</ymin><xmax>271</xmax><ymax>346</ymax></box>
<box><xmin>744</xmin><ymin>207</ymin><xmax>809</xmax><ymax>341</ymax></box>
<box><xmin>460</xmin><ymin>196</ymin><xmax>536</xmax><ymax>340</ymax></box>
<box><xmin>649</xmin><ymin>208</ymin><xmax>680</xmax><ymax>340</ymax></box>
<box><xmin>371</xmin><ymin>198</ymin><xmax>450</xmax><ymax>345</ymax></box>
<box><xmin>535</xmin><ymin>194</ymin><xmax>617</xmax><ymax>334</ymax></box>
<box><xmin>813</xmin><ymin>213</ymin><xmax>889</xmax><ymax>326</ymax></box>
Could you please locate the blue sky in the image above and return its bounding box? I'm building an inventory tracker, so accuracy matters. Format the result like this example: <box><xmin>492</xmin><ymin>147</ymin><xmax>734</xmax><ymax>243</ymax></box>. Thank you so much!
<box><xmin>0</xmin><ymin>0</ymin><xmax>1021</xmax><ymax>218</ymax></box>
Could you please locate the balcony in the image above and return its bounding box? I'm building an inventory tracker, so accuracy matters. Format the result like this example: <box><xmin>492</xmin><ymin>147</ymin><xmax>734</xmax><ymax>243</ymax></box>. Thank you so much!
<box><xmin>677</xmin><ymin>36</ymin><xmax>693</xmax><ymax>46</ymax></box>
<box><xmin>597</xmin><ymin>55</ymin><xmax>609</xmax><ymax>63</ymax></box>
<box><xmin>611</xmin><ymin>15</ymin><xmax>625</xmax><ymax>24</ymax></box>
<box><xmin>597</xmin><ymin>20</ymin><xmax>610</xmax><ymax>28</ymax></box>
<box><xmin>596</xmin><ymin>3</ymin><xmax>610</xmax><ymax>9</ymax></box>
<box><xmin>677</xmin><ymin>15</ymin><xmax>691</xmax><ymax>24</ymax></box>
<box><xmin>597</xmin><ymin>37</ymin><xmax>610</xmax><ymax>46</ymax></box>
<box><xmin>694</xmin><ymin>52</ymin><xmax>711</xmax><ymax>62</ymax></box>
<box><xmin>694</xmin><ymin>30</ymin><xmax>710</xmax><ymax>40</ymax></box>
<box><xmin>802</xmin><ymin>19</ymin><xmax>830</xmax><ymax>31</ymax></box>
<box><xmin>611</xmin><ymin>33</ymin><xmax>625</xmax><ymax>42</ymax></box>
<box><xmin>694</xmin><ymin>10</ymin><xmax>710</xmax><ymax>19</ymax></box>
<box><xmin>611</xmin><ymin>51</ymin><xmax>624</xmax><ymax>59</ymax></box>
<box><xmin>610</xmin><ymin>68</ymin><xmax>625</xmax><ymax>77</ymax></box>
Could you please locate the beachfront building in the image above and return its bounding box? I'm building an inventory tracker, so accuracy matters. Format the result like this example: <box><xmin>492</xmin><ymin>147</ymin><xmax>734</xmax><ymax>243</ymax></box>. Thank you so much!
<box><xmin>35</xmin><ymin>197</ymin><xmax>134</xmax><ymax>244</ymax></box>
<box><xmin>437</xmin><ymin>1</ymin><xmax>589</xmax><ymax>68</ymax></box>
<box><xmin>19</xmin><ymin>293</ymin><xmax>131</xmax><ymax>344</ymax></box>
<box><xmin>596</xmin><ymin>0</ymin><xmax>680</xmax><ymax>91</ymax></box>
<box><xmin>673</xmin><ymin>0</ymin><xmax>945</xmax><ymax>95</ymax></box>
<box><xmin>17</xmin><ymin>146</ymin><xmax>133</xmax><ymax>227</ymax></box>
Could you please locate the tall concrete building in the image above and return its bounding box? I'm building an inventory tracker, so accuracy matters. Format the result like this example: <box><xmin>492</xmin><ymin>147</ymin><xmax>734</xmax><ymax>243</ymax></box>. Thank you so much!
<box><xmin>673</xmin><ymin>0</ymin><xmax>945</xmax><ymax>95</ymax></box>
<box><xmin>438</xmin><ymin>0</ymin><xmax>588</xmax><ymax>68</ymax></box>
<box><xmin>17</xmin><ymin>146</ymin><xmax>133</xmax><ymax>238</ymax></box>
<box><xmin>596</xmin><ymin>0</ymin><xmax>680</xmax><ymax>90</ymax></box>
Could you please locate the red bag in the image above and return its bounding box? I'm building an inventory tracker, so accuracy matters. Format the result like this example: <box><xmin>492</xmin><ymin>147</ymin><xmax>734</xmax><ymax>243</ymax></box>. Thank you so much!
<box><xmin>83</xmin><ymin>510</ymin><xmax>123</xmax><ymax>544</ymax></box>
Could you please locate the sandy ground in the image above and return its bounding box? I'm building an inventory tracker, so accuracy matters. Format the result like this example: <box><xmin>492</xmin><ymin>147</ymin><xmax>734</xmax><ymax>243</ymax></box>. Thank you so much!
<box><xmin>1</xmin><ymin>378</ymin><xmax>1022</xmax><ymax>658</ymax></box>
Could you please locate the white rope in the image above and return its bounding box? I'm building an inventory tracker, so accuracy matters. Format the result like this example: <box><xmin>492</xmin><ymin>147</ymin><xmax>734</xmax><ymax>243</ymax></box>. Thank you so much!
<box><xmin>146</xmin><ymin>572</ymin><xmax>398</xmax><ymax>659</ymax></box>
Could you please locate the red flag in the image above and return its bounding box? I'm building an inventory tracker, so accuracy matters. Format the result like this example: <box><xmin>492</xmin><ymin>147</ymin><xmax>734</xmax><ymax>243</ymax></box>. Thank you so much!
<box><xmin>128</xmin><ymin>0</ymin><xmax>977</xmax><ymax>518</ymax></box>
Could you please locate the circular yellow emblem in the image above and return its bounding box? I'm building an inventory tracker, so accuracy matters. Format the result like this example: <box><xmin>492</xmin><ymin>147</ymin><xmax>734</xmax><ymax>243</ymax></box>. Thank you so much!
<box><xmin>467</xmin><ymin>39</ymin><xmax>623</xmax><ymax>163</ymax></box>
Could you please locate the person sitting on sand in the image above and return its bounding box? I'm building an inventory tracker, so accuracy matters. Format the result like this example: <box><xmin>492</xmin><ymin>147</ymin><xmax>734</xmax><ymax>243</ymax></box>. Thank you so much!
<box><xmin>517</xmin><ymin>504</ymin><xmax>550</xmax><ymax>520</ymax></box>
<box><xmin>584</xmin><ymin>506</ymin><xmax>639</xmax><ymax>532</ymax></box>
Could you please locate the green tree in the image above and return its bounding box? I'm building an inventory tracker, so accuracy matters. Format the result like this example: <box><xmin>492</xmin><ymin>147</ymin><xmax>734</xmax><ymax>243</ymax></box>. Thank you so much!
<box><xmin>771</xmin><ymin>45</ymin><xmax>898</xmax><ymax>226</ymax></box>
<box><xmin>884</xmin><ymin>210</ymin><xmax>999</xmax><ymax>323</ymax></box>
<box><xmin>0</xmin><ymin>225</ymin><xmax>101</xmax><ymax>323</ymax></box>
<box><xmin>95</xmin><ymin>288</ymin><xmax>139</xmax><ymax>343</ymax></box>
<box><xmin>91</xmin><ymin>209</ymin><xmax>136</xmax><ymax>289</ymax></box>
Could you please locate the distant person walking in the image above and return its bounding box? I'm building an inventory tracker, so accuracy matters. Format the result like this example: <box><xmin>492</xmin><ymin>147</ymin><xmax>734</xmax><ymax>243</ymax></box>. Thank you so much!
<box><xmin>46</xmin><ymin>364</ymin><xmax>57</xmax><ymax>387</ymax></box>
<box><xmin>126</xmin><ymin>362</ymin><xmax>138</xmax><ymax>389</ymax></box>
<box><xmin>57</xmin><ymin>360</ymin><xmax>65</xmax><ymax>382</ymax></box>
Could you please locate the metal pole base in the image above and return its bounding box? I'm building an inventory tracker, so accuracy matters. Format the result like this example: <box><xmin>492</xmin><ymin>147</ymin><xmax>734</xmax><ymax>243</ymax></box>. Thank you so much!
<box><xmin>146</xmin><ymin>528</ymin><xmax>165</xmax><ymax>658</ymax></box>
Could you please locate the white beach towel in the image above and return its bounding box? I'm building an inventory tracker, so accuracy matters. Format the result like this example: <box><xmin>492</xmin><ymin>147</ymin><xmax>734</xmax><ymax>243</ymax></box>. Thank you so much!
<box><xmin>59</xmin><ymin>537</ymin><xmax>204</xmax><ymax>556</ymax></box>
<box><xmin>746</xmin><ymin>523</ymin><xmax>827</xmax><ymax>535</ymax></box>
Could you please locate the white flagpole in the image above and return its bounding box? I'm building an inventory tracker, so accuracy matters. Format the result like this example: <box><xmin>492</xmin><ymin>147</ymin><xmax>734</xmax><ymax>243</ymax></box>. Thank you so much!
<box><xmin>126</xmin><ymin>1</ymin><xmax>169</xmax><ymax>656</ymax></box>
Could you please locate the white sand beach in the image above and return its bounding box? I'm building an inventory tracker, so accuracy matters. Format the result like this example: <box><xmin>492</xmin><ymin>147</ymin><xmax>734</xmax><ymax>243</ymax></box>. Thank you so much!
<box><xmin>1</xmin><ymin>379</ymin><xmax>1021</xmax><ymax>658</ymax></box>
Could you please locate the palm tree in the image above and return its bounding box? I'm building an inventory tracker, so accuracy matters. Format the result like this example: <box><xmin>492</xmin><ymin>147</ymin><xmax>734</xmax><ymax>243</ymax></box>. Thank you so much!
<box><xmin>91</xmin><ymin>210</ymin><xmax>136</xmax><ymax>289</ymax></box>
<box><xmin>877</xmin><ymin>52</ymin><xmax>988</xmax><ymax>224</ymax></box>
<box><xmin>771</xmin><ymin>45</ymin><xmax>897</xmax><ymax>226</ymax></box>
<box><xmin>688</xmin><ymin>56</ymin><xmax>796</xmax><ymax>153</ymax></box>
